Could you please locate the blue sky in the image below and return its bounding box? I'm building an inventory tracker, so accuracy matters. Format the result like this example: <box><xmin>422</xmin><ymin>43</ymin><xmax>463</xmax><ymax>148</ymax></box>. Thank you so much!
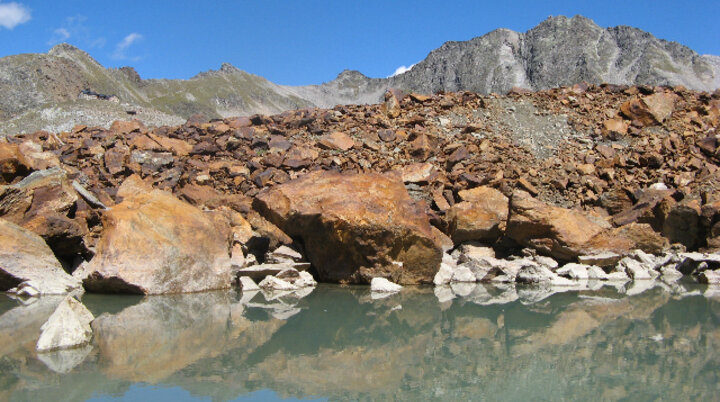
<box><xmin>0</xmin><ymin>1</ymin><xmax>718</xmax><ymax>85</ymax></box>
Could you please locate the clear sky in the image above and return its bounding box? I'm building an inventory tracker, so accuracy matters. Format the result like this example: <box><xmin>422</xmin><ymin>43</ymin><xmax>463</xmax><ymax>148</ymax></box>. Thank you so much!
<box><xmin>0</xmin><ymin>1</ymin><xmax>718</xmax><ymax>85</ymax></box>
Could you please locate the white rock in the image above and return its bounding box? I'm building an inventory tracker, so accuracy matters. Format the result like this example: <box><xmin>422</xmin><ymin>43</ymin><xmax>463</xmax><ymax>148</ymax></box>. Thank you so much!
<box><xmin>606</xmin><ymin>271</ymin><xmax>631</xmax><ymax>281</ymax></box>
<box><xmin>265</xmin><ymin>245</ymin><xmax>303</xmax><ymax>264</ymax></box>
<box><xmin>451</xmin><ymin>266</ymin><xmax>476</xmax><ymax>283</ymax></box>
<box><xmin>258</xmin><ymin>276</ymin><xmax>298</xmax><ymax>291</ymax></box>
<box><xmin>370</xmin><ymin>277</ymin><xmax>403</xmax><ymax>293</ymax></box>
<box><xmin>238</xmin><ymin>276</ymin><xmax>260</xmax><ymax>291</ymax></box>
<box><xmin>626</xmin><ymin>279</ymin><xmax>658</xmax><ymax>296</ymax></box>
<box><xmin>629</xmin><ymin>249</ymin><xmax>657</xmax><ymax>267</ymax></box>
<box><xmin>433</xmin><ymin>286</ymin><xmax>455</xmax><ymax>303</ymax></box>
<box><xmin>515</xmin><ymin>264</ymin><xmax>556</xmax><ymax>284</ymax></box>
<box><xmin>450</xmin><ymin>282</ymin><xmax>477</xmax><ymax>297</ymax></box>
<box><xmin>620</xmin><ymin>258</ymin><xmax>653</xmax><ymax>280</ymax></box>
<box><xmin>649</xmin><ymin>182</ymin><xmax>668</xmax><ymax>190</ymax></box>
<box><xmin>36</xmin><ymin>297</ymin><xmax>94</xmax><ymax>352</ymax></box>
<box><xmin>533</xmin><ymin>256</ymin><xmax>559</xmax><ymax>270</ymax></box>
<box><xmin>230</xmin><ymin>243</ymin><xmax>245</xmax><ymax>268</ymax></box>
<box><xmin>556</xmin><ymin>263</ymin><xmax>590</xmax><ymax>280</ymax></box>
<box><xmin>587</xmin><ymin>265</ymin><xmax>609</xmax><ymax>280</ymax></box>
<box><xmin>37</xmin><ymin>345</ymin><xmax>92</xmax><ymax>374</ymax></box>
<box><xmin>442</xmin><ymin>253</ymin><xmax>457</xmax><ymax>268</ymax></box>
<box><xmin>295</xmin><ymin>271</ymin><xmax>317</xmax><ymax>288</ymax></box>
<box><xmin>433</xmin><ymin>262</ymin><xmax>454</xmax><ymax>285</ymax></box>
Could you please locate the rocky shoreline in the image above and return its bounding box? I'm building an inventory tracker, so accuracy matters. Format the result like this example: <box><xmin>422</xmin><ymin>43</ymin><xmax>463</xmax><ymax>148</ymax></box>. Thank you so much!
<box><xmin>1</xmin><ymin>83</ymin><xmax>720</xmax><ymax>349</ymax></box>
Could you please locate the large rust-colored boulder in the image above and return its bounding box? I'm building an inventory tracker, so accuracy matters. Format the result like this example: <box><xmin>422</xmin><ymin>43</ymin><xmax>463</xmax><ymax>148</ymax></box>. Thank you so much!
<box><xmin>619</xmin><ymin>93</ymin><xmax>676</xmax><ymax>127</ymax></box>
<box><xmin>448</xmin><ymin>186</ymin><xmax>509</xmax><ymax>244</ymax></box>
<box><xmin>253</xmin><ymin>171</ymin><xmax>442</xmax><ymax>284</ymax></box>
<box><xmin>586</xmin><ymin>223</ymin><xmax>669</xmax><ymax>256</ymax></box>
<box><xmin>505</xmin><ymin>190</ymin><xmax>608</xmax><ymax>261</ymax></box>
<box><xmin>0</xmin><ymin>218</ymin><xmax>81</xmax><ymax>294</ymax></box>
<box><xmin>82</xmin><ymin>184</ymin><xmax>232</xmax><ymax>294</ymax></box>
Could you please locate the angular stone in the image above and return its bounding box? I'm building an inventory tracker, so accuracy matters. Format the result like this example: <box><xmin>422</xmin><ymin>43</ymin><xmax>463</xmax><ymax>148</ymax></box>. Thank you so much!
<box><xmin>0</xmin><ymin>218</ymin><xmax>81</xmax><ymax>294</ymax></box>
<box><xmin>398</xmin><ymin>163</ymin><xmax>438</xmax><ymax>183</ymax></box>
<box><xmin>370</xmin><ymin>277</ymin><xmax>402</xmax><ymax>293</ymax></box>
<box><xmin>82</xmin><ymin>184</ymin><xmax>232</xmax><ymax>294</ymax></box>
<box><xmin>318</xmin><ymin>132</ymin><xmax>354</xmax><ymax>151</ymax></box>
<box><xmin>506</xmin><ymin>190</ymin><xmax>606</xmax><ymax>261</ymax></box>
<box><xmin>253</xmin><ymin>171</ymin><xmax>442</xmax><ymax>284</ymax></box>
<box><xmin>238</xmin><ymin>276</ymin><xmax>260</xmax><ymax>291</ymax></box>
<box><xmin>0</xmin><ymin>142</ymin><xmax>31</xmax><ymax>184</ymax></box>
<box><xmin>36</xmin><ymin>296</ymin><xmax>94</xmax><ymax>352</ymax></box>
<box><xmin>556</xmin><ymin>263</ymin><xmax>590</xmax><ymax>280</ymax></box>
<box><xmin>448</xmin><ymin>186</ymin><xmax>509</xmax><ymax>244</ymax></box>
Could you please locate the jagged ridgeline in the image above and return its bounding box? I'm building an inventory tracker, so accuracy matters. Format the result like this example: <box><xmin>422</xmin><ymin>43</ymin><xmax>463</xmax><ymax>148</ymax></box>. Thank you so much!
<box><xmin>0</xmin><ymin>15</ymin><xmax>718</xmax><ymax>136</ymax></box>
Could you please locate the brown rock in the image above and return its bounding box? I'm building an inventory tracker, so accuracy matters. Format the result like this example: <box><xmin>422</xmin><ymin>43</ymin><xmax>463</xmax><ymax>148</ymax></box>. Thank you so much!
<box><xmin>611</xmin><ymin>188</ymin><xmax>675</xmax><ymax>229</ymax></box>
<box><xmin>384</xmin><ymin>90</ymin><xmax>401</xmax><ymax>118</ymax></box>
<box><xmin>17</xmin><ymin>141</ymin><xmax>60</xmax><ymax>171</ymax></box>
<box><xmin>517</xmin><ymin>178</ymin><xmax>539</xmax><ymax>196</ymax></box>
<box><xmin>253</xmin><ymin>171</ymin><xmax>442</xmax><ymax>284</ymax></box>
<box><xmin>0</xmin><ymin>168</ymin><xmax>77</xmax><ymax>224</ymax></box>
<box><xmin>398</xmin><ymin>163</ymin><xmax>438</xmax><ymax>183</ymax></box>
<box><xmin>506</xmin><ymin>190</ymin><xmax>608</xmax><ymax>261</ymax></box>
<box><xmin>448</xmin><ymin>146</ymin><xmax>470</xmax><ymax>164</ymax></box>
<box><xmin>22</xmin><ymin>213</ymin><xmax>90</xmax><ymax>264</ymax></box>
<box><xmin>662</xmin><ymin>200</ymin><xmax>703</xmax><ymax>250</ymax></box>
<box><xmin>318</xmin><ymin>132</ymin><xmax>355</xmax><ymax>151</ymax></box>
<box><xmin>448</xmin><ymin>186</ymin><xmax>509</xmax><ymax>244</ymax></box>
<box><xmin>602</xmin><ymin>118</ymin><xmax>628</xmax><ymax>137</ymax></box>
<box><xmin>82</xmin><ymin>185</ymin><xmax>232</xmax><ymax>294</ymax></box>
<box><xmin>586</xmin><ymin>223</ymin><xmax>669</xmax><ymax>255</ymax></box>
<box><xmin>147</xmin><ymin>133</ymin><xmax>193</xmax><ymax>156</ymax></box>
<box><xmin>378</xmin><ymin>129</ymin><xmax>396</xmax><ymax>142</ymax></box>
<box><xmin>619</xmin><ymin>93</ymin><xmax>676</xmax><ymax>127</ymax></box>
<box><xmin>110</xmin><ymin>120</ymin><xmax>145</xmax><ymax>135</ymax></box>
<box><xmin>409</xmin><ymin>134</ymin><xmax>433</xmax><ymax>160</ymax></box>
<box><xmin>0</xmin><ymin>142</ymin><xmax>31</xmax><ymax>184</ymax></box>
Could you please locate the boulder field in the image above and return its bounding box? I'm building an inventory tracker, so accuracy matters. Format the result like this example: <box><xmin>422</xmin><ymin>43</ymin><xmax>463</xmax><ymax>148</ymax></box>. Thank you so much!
<box><xmin>1</xmin><ymin>84</ymin><xmax>720</xmax><ymax>294</ymax></box>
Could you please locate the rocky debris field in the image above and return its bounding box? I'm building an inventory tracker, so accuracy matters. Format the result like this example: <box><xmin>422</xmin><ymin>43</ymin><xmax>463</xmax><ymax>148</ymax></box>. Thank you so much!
<box><xmin>2</xmin><ymin>83</ymin><xmax>720</xmax><ymax>302</ymax></box>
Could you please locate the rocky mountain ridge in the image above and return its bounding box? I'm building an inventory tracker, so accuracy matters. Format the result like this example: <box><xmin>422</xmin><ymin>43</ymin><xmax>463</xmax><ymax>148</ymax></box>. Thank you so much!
<box><xmin>0</xmin><ymin>15</ymin><xmax>718</xmax><ymax>136</ymax></box>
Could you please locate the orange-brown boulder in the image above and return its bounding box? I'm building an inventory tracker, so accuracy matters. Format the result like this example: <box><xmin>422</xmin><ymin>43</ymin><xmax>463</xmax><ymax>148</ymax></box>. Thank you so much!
<box><xmin>82</xmin><ymin>183</ymin><xmax>232</xmax><ymax>294</ymax></box>
<box><xmin>619</xmin><ymin>93</ymin><xmax>676</xmax><ymax>127</ymax></box>
<box><xmin>506</xmin><ymin>190</ymin><xmax>608</xmax><ymax>261</ymax></box>
<box><xmin>253</xmin><ymin>171</ymin><xmax>442</xmax><ymax>284</ymax></box>
<box><xmin>448</xmin><ymin>186</ymin><xmax>509</xmax><ymax>244</ymax></box>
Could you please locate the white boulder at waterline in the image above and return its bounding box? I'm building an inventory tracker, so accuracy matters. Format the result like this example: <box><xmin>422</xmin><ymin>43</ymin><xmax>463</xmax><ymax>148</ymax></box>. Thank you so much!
<box><xmin>36</xmin><ymin>296</ymin><xmax>94</xmax><ymax>352</ymax></box>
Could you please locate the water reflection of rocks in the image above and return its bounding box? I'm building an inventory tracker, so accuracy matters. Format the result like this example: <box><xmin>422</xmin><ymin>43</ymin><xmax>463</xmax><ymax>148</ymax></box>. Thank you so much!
<box><xmin>0</xmin><ymin>281</ymin><xmax>718</xmax><ymax>401</ymax></box>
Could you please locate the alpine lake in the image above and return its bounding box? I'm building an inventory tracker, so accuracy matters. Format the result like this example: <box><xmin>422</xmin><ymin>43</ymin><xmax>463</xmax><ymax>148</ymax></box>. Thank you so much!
<box><xmin>0</xmin><ymin>279</ymin><xmax>718</xmax><ymax>401</ymax></box>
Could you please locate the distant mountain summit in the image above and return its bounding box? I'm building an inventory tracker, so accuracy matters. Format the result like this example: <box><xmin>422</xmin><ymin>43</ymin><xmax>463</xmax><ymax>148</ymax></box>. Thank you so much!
<box><xmin>390</xmin><ymin>15</ymin><xmax>719</xmax><ymax>94</ymax></box>
<box><xmin>0</xmin><ymin>15</ymin><xmax>717</xmax><ymax>135</ymax></box>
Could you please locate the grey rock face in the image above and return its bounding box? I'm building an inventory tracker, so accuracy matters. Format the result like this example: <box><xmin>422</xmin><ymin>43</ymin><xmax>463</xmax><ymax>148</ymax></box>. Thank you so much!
<box><xmin>391</xmin><ymin>15</ymin><xmax>719</xmax><ymax>94</ymax></box>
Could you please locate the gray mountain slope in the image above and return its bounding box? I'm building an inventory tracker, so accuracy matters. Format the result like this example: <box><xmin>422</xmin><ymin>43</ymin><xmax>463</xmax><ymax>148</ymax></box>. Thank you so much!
<box><xmin>0</xmin><ymin>15</ymin><xmax>717</xmax><ymax>136</ymax></box>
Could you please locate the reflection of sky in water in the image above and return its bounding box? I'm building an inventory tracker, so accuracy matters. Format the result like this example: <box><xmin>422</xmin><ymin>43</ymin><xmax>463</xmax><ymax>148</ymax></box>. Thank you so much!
<box><xmin>88</xmin><ymin>384</ymin><xmax>321</xmax><ymax>401</ymax></box>
<box><xmin>0</xmin><ymin>280</ymin><xmax>718</xmax><ymax>401</ymax></box>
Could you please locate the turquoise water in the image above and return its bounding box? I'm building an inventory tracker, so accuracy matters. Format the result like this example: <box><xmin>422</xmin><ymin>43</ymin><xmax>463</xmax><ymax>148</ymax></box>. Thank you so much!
<box><xmin>0</xmin><ymin>280</ymin><xmax>718</xmax><ymax>401</ymax></box>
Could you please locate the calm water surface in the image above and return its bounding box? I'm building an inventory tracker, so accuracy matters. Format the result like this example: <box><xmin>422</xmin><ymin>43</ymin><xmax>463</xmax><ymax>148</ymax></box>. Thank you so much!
<box><xmin>0</xmin><ymin>280</ymin><xmax>719</xmax><ymax>401</ymax></box>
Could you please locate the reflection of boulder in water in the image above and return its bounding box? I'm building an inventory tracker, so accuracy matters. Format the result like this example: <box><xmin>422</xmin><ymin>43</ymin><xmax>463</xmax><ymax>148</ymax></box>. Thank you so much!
<box><xmin>92</xmin><ymin>292</ymin><xmax>234</xmax><ymax>382</ymax></box>
<box><xmin>36</xmin><ymin>344</ymin><xmax>92</xmax><ymax>373</ymax></box>
<box><xmin>0</xmin><ymin>296</ymin><xmax>64</xmax><ymax>358</ymax></box>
